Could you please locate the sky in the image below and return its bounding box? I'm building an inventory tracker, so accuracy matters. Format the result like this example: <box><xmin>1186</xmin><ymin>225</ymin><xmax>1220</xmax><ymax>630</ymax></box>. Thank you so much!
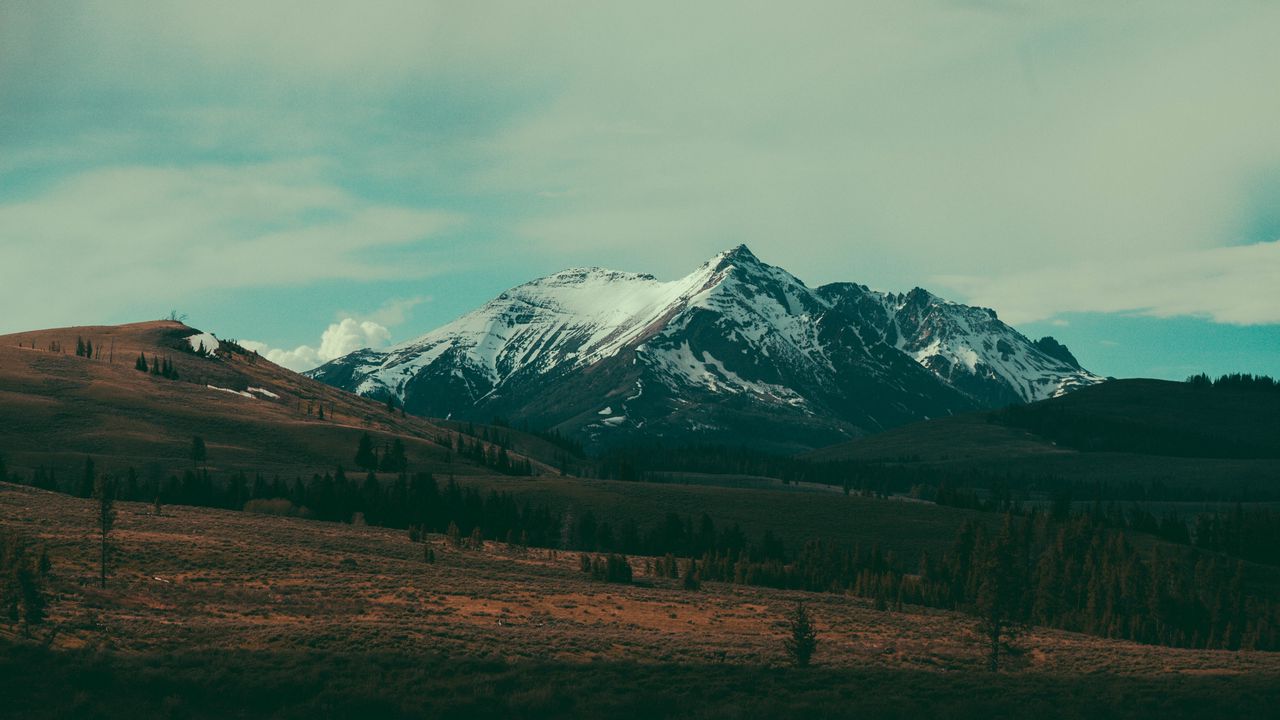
<box><xmin>2</xmin><ymin>1</ymin><xmax>1278</xmax><ymax>379</ymax></box>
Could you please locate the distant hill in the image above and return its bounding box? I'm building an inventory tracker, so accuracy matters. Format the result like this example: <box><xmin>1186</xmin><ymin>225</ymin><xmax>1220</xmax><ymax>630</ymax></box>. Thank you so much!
<box><xmin>0</xmin><ymin>321</ymin><xmax>550</xmax><ymax>480</ymax></box>
<box><xmin>991</xmin><ymin>377</ymin><xmax>1280</xmax><ymax>459</ymax></box>
<box><xmin>803</xmin><ymin>378</ymin><xmax>1280</xmax><ymax>493</ymax></box>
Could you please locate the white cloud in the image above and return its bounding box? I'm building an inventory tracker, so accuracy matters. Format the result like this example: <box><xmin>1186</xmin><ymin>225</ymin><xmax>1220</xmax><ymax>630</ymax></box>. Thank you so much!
<box><xmin>0</xmin><ymin>162</ymin><xmax>458</xmax><ymax>330</ymax></box>
<box><xmin>244</xmin><ymin>317</ymin><xmax>393</xmax><ymax>373</ymax></box>
<box><xmin>936</xmin><ymin>240</ymin><xmax>1280</xmax><ymax>326</ymax></box>
<box><xmin>3</xmin><ymin>1</ymin><xmax>1280</xmax><ymax>332</ymax></box>
<box><xmin>361</xmin><ymin>296</ymin><xmax>432</xmax><ymax>328</ymax></box>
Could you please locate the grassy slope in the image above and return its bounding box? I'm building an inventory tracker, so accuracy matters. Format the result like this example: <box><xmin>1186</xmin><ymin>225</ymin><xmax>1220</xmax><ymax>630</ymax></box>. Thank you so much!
<box><xmin>3</xmin><ymin>482</ymin><xmax>1278</xmax><ymax>719</ymax></box>
<box><xmin>0</xmin><ymin>321</ymin><xmax>551</xmax><ymax>479</ymax></box>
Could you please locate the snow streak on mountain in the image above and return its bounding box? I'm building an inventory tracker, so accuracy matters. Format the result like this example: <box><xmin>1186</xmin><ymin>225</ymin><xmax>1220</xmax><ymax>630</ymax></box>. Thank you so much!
<box><xmin>307</xmin><ymin>246</ymin><xmax>1103</xmax><ymax>451</ymax></box>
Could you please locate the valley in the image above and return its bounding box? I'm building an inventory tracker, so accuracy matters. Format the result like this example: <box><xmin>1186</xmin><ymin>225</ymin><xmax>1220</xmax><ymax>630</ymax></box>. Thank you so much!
<box><xmin>3</xmin><ymin>483</ymin><xmax>1277</xmax><ymax>719</ymax></box>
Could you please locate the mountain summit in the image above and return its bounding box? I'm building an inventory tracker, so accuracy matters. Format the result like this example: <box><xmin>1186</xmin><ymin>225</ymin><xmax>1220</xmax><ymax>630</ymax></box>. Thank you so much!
<box><xmin>307</xmin><ymin>247</ymin><xmax>1102</xmax><ymax>451</ymax></box>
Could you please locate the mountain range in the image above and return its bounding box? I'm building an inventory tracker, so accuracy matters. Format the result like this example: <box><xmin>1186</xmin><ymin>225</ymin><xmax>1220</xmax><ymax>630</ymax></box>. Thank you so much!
<box><xmin>307</xmin><ymin>246</ymin><xmax>1103</xmax><ymax>451</ymax></box>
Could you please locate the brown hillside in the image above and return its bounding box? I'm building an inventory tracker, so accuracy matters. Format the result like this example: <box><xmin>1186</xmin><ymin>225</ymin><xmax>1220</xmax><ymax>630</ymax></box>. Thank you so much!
<box><xmin>0</xmin><ymin>321</ymin><xmax>544</xmax><ymax>479</ymax></box>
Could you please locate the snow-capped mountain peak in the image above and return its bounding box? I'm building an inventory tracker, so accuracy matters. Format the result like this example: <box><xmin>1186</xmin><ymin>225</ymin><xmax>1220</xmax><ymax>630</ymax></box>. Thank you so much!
<box><xmin>307</xmin><ymin>246</ymin><xmax>1103</xmax><ymax>450</ymax></box>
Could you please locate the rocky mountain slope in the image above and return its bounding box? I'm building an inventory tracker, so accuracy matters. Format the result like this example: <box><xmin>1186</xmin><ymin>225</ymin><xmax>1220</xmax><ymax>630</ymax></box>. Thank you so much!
<box><xmin>308</xmin><ymin>246</ymin><xmax>1103</xmax><ymax>451</ymax></box>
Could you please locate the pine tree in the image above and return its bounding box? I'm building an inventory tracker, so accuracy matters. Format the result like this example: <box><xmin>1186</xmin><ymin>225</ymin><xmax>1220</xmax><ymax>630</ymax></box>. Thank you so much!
<box><xmin>77</xmin><ymin>457</ymin><xmax>95</xmax><ymax>498</ymax></box>
<box><xmin>784</xmin><ymin>602</ymin><xmax>818</xmax><ymax>667</ymax></box>
<box><xmin>382</xmin><ymin>438</ymin><xmax>408</xmax><ymax>473</ymax></box>
<box><xmin>75</xmin><ymin>337</ymin><xmax>85</xmax><ymax>357</ymax></box>
<box><xmin>94</xmin><ymin>474</ymin><xmax>116</xmax><ymax>589</ymax></box>
<box><xmin>976</xmin><ymin>514</ymin><xmax>1025</xmax><ymax>671</ymax></box>
<box><xmin>135</xmin><ymin>352</ymin><xmax>148</xmax><ymax>372</ymax></box>
<box><xmin>1</xmin><ymin>532</ymin><xmax>48</xmax><ymax>629</ymax></box>
<box><xmin>683</xmin><ymin>558</ymin><xmax>701</xmax><ymax>590</ymax></box>
<box><xmin>355</xmin><ymin>433</ymin><xmax>376</xmax><ymax>470</ymax></box>
<box><xmin>191</xmin><ymin>435</ymin><xmax>207</xmax><ymax>469</ymax></box>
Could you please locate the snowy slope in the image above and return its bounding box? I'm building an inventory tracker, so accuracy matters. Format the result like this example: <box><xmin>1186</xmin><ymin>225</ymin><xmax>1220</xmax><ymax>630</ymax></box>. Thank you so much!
<box><xmin>875</xmin><ymin>288</ymin><xmax>1104</xmax><ymax>404</ymax></box>
<box><xmin>307</xmin><ymin>245</ymin><xmax>1103</xmax><ymax>449</ymax></box>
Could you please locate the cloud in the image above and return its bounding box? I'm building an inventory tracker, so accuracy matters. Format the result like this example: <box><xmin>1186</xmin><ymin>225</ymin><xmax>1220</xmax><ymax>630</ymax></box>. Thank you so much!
<box><xmin>0</xmin><ymin>162</ymin><xmax>458</xmax><ymax>330</ymax></box>
<box><xmin>362</xmin><ymin>296</ymin><xmax>432</xmax><ymax>328</ymax></box>
<box><xmin>935</xmin><ymin>240</ymin><xmax>1280</xmax><ymax>325</ymax></box>
<box><xmin>244</xmin><ymin>317</ymin><xmax>392</xmax><ymax>372</ymax></box>
<box><xmin>3</xmin><ymin>0</ymin><xmax>1280</xmax><ymax>334</ymax></box>
<box><xmin>242</xmin><ymin>295</ymin><xmax>430</xmax><ymax>372</ymax></box>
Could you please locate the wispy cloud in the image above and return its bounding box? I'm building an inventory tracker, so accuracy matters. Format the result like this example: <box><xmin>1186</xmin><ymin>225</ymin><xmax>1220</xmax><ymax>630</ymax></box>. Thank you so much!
<box><xmin>936</xmin><ymin>240</ymin><xmax>1280</xmax><ymax>325</ymax></box>
<box><xmin>2</xmin><ymin>0</ymin><xmax>1279</xmax><ymax>345</ymax></box>
<box><xmin>0</xmin><ymin>162</ymin><xmax>458</xmax><ymax>328</ymax></box>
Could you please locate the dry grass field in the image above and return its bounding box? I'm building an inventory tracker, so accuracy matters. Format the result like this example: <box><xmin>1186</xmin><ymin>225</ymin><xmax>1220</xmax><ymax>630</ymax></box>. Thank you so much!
<box><xmin>0</xmin><ymin>321</ymin><xmax>548</xmax><ymax>479</ymax></box>
<box><xmin>3</xmin><ymin>481</ymin><xmax>1278</xmax><ymax>719</ymax></box>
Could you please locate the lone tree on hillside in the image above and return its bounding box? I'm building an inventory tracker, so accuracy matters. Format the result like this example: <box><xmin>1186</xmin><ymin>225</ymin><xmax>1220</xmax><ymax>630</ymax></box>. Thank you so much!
<box><xmin>784</xmin><ymin>602</ymin><xmax>818</xmax><ymax>668</ymax></box>
<box><xmin>1</xmin><ymin>531</ymin><xmax>49</xmax><ymax>630</ymax></box>
<box><xmin>191</xmin><ymin>436</ymin><xmax>207</xmax><ymax>469</ymax></box>
<box><xmin>355</xmin><ymin>433</ymin><xmax>377</xmax><ymax>471</ymax></box>
<box><xmin>94</xmin><ymin>474</ymin><xmax>117</xmax><ymax>589</ymax></box>
<box><xmin>976</xmin><ymin>514</ymin><xmax>1027</xmax><ymax>672</ymax></box>
<box><xmin>381</xmin><ymin>438</ymin><xmax>408</xmax><ymax>473</ymax></box>
<box><xmin>683</xmin><ymin>558</ymin><xmax>701</xmax><ymax>590</ymax></box>
<box><xmin>78</xmin><ymin>456</ymin><xmax>96</xmax><ymax>498</ymax></box>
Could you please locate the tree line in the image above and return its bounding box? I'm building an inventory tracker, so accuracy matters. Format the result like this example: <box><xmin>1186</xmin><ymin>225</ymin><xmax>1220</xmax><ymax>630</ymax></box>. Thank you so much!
<box><xmin>7</xmin><ymin>449</ymin><xmax>1277</xmax><ymax>656</ymax></box>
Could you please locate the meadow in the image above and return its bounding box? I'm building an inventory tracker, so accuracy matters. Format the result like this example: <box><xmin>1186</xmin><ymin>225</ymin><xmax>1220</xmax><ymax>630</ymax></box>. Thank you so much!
<box><xmin>3</xmin><ymin>481</ymin><xmax>1277</xmax><ymax>719</ymax></box>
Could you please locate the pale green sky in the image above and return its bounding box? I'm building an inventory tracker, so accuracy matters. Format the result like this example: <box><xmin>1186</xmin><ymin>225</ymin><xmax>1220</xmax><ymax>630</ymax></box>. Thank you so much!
<box><xmin>1</xmin><ymin>1</ymin><xmax>1278</xmax><ymax>378</ymax></box>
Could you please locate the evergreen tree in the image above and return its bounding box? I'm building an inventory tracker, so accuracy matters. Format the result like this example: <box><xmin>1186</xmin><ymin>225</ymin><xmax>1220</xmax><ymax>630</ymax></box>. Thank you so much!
<box><xmin>355</xmin><ymin>433</ymin><xmax>376</xmax><ymax>470</ymax></box>
<box><xmin>77</xmin><ymin>457</ymin><xmax>95</xmax><ymax>498</ymax></box>
<box><xmin>975</xmin><ymin>514</ymin><xmax>1027</xmax><ymax>671</ymax></box>
<box><xmin>784</xmin><ymin>602</ymin><xmax>817</xmax><ymax>667</ymax></box>
<box><xmin>683</xmin><ymin>558</ymin><xmax>701</xmax><ymax>590</ymax></box>
<box><xmin>75</xmin><ymin>337</ymin><xmax>85</xmax><ymax>357</ymax></box>
<box><xmin>191</xmin><ymin>435</ymin><xmax>207</xmax><ymax>469</ymax></box>
<box><xmin>1</xmin><ymin>532</ymin><xmax>48</xmax><ymax>629</ymax></box>
<box><xmin>381</xmin><ymin>438</ymin><xmax>408</xmax><ymax>473</ymax></box>
<box><xmin>135</xmin><ymin>352</ymin><xmax>148</xmax><ymax>372</ymax></box>
<box><xmin>94</xmin><ymin>474</ymin><xmax>116</xmax><ymax>589</ymax></box>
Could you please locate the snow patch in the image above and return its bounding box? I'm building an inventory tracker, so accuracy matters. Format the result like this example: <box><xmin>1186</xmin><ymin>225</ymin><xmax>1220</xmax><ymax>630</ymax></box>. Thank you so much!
<box><xmin>247</xmin><ymin>387</ymin><xmax>279</xmax><ymax>399</ymax></box>
<box><xmin>186</xmin><ymin>331</ymin><xmax>219</xmax><ymax>355</ymax></box>
<box><xmin>207</xmin><ymin>385</ymin><xmax>254</xmax><ymax>399</ymax></box>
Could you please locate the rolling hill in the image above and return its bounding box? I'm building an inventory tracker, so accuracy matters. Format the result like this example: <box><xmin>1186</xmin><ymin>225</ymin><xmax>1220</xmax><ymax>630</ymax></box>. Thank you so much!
<box><xmin>0</xmin><ymin>320</ymin><xmax>549</xmax><ymax>481</ymax></box>
<box><xmin>804</xmin><ymin>378</ymin><xmax>1280</xmax><ymax>494</ymax></box>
